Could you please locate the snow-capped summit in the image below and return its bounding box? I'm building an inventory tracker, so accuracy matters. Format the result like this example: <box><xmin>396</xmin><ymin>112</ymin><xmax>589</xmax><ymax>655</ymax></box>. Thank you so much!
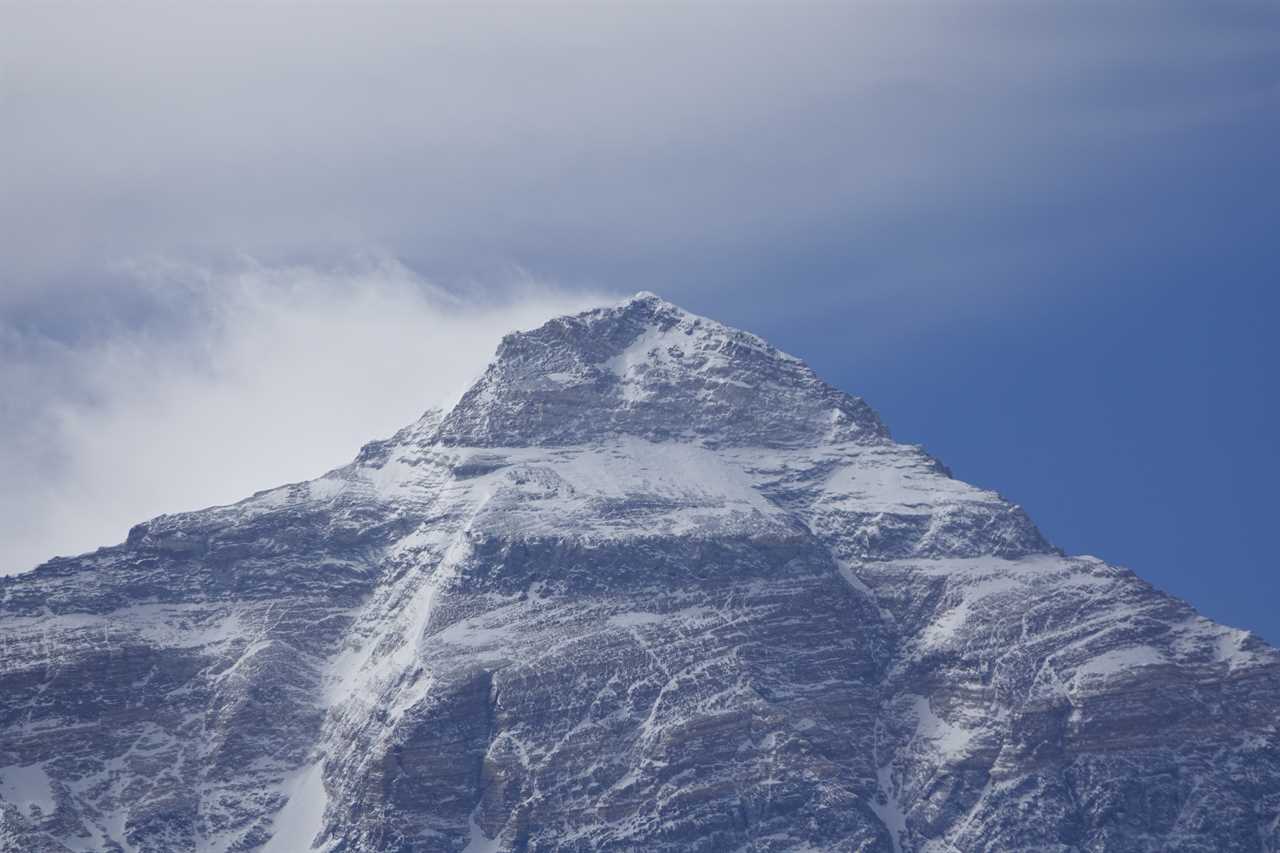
<box><xmin>1</xmin><ymin>297</ymin><xmax>1277</xmax><ymax>852</ymax></box>
<box><xmin>436</xmin><ymin>290</ymin><xmax>886</xmax><ymax>448</ymax></box>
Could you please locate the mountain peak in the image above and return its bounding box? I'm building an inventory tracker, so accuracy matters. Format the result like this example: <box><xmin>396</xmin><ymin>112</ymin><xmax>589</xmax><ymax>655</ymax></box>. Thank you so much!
<box><xmin>5</xmin><ymin>294</ymin><xmax>1277</xmax><ymax>853</ymax></box>
<box><xmin>434</xmin><ymin>293</ymin><xmax>888</xmax><ymax>449</ymax></box>
<box><xmin>620</xmin><ymin>289</ymin><xmax>664</xmax><ymax>306</ymax></box>
<box><xmin>611</xmin><ymin>290</ymin><xmax>693</xmax><ymax>323</ymax></box>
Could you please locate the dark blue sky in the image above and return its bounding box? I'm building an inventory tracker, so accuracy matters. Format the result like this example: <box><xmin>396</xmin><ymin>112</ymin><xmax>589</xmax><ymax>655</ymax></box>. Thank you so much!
<box><xmin>727</xmin><ymin>252</ymin><xmax>1279</xmax><ymax>643</ymax></box>
<box><xmin>693</xmin><ymin>103</ymin><xmax>1280</xmax><ymax>642</ymax></box>
<box><xmin>2</xmin><ymin>3</ymin><xmax>1277</xmax><ymax>639</ymax></box>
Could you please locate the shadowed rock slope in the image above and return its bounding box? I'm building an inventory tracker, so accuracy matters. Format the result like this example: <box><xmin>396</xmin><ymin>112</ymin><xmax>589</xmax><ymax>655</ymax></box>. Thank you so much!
<box><xmin>2</xmin><ymin>293</ymin><xmax>1278</xmax><ymax>852</ymax></box>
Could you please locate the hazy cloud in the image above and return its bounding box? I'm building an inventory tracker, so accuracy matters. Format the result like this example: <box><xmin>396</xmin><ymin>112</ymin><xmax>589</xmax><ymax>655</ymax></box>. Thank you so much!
<box><xmin>0</xmin><ymin>259</ymin><xmax>606</xmax><ymax>572</ymax></box>
<box><xmin>4</xmin><ymin>3</ymin><xmax>1274</xmax><ymax>295</ymax></box>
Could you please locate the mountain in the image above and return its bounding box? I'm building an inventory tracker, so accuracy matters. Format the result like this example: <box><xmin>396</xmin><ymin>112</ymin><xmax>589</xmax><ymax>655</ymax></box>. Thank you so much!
<box><xmin>1</xmin><ymin>292</ymin><xmax>1277</xmax><ymax>853</ymax></box>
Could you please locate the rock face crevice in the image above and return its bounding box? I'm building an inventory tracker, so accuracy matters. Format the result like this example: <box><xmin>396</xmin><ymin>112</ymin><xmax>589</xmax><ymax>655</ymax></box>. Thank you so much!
<box><xmin>2</xmin><ymin>293</ymin><xmax>1277</xmax><ymax>852</ymax></box>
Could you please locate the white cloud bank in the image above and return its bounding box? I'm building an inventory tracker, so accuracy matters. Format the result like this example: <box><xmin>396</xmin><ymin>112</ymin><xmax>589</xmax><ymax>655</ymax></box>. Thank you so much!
<box><xmin>0</xmin><ymin>260</ymin><xmax>607</xmax><ymax>574</ymax></box>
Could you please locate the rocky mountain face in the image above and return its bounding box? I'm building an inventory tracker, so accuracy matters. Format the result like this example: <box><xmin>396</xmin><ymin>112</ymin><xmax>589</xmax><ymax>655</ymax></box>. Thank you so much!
<box><xmin>2</xmin><ymin>293</ymin><xmax>1278</xmax><ymax>853</ymax></box>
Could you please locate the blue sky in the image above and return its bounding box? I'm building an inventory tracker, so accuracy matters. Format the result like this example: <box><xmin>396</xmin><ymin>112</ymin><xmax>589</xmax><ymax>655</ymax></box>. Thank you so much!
<box><xmin>1</xmin><ymin>3</ymin><xmax>1277</xmax><ymax>640</ymax></box>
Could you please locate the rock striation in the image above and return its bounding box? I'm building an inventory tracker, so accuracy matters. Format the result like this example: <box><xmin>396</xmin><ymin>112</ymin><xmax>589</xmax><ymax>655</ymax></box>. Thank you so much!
<box><xmin>2</xmin><ymin>292</ymin><xmax>1278</xmax><ymax>852</ymax></box>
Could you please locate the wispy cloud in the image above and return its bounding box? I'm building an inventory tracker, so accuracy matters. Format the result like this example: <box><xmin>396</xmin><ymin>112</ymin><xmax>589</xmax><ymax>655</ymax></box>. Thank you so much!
<box><xmin>0</xmin><ymin>258</ymin><xmax>607</xmax><ymax>573</ymax></box>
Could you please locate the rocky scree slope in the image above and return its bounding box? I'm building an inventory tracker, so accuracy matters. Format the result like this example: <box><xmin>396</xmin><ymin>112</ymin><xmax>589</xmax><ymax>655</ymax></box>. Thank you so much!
<box><xmin>1</xmin><ymin>293</ymin><xmax>1278</xmax><ymax>853</ymax></box>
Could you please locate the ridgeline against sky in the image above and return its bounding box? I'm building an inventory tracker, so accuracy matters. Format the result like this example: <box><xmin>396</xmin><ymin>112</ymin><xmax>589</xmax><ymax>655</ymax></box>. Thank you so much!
<box><xmin>1</xmin><ymin>3</ymin><xmax>1278</xmax><ymax>642</ymax></box>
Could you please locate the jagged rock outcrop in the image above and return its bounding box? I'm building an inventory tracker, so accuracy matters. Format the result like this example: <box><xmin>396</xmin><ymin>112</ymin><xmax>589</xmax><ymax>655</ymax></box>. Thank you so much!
<box><xmin>2</xmin><ymin>293</ymin><xmax>1277</xmax><ymax>852</ymax></box>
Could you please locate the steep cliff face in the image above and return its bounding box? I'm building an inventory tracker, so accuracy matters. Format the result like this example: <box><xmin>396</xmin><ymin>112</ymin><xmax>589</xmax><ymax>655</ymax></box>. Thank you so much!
<box><xmin>2</xmin><ymin>293</ymin><xmax>1277</xmax><ymax>853</ymax></box>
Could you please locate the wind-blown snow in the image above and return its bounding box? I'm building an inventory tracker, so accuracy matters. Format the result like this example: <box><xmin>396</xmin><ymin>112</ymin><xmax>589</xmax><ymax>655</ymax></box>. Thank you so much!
<box><xmin>260</xmin><ymin>762</ymin><xmax>328</xmax><ymax>853</ymax></box>
<box><xmin>911</xmin><ymin>695</ymin><xmax>976</xmax><ymax>759</ymax></box>
<box><xmin>1074</xmin><ymin>645</ymin><xmax>1169</xmax><ymax>680</ymax></box>
<box><xmin>0</xmin><ymin>763</ymin><xmax>54</xmax><ymax>817</ymax></box>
